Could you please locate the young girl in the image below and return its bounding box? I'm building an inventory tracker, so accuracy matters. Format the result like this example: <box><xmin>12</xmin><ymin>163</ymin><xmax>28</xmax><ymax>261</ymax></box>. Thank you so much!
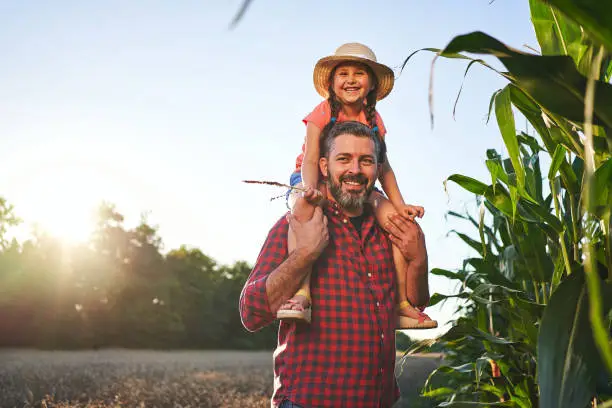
<box><xmin>278</xmin><ymin>42</ymin><xmax>437</xmax><ymax>330</ymax></box>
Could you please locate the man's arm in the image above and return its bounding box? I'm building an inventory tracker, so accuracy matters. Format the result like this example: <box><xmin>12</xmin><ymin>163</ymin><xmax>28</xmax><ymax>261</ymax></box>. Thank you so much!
<box><xmin>239</xmin><ymin>207</ymin><xmax>328</xmax><ymax>332</ymax></box>
<box><xmin>384</xmin><ymin>213</ymin><xmax>430</xmax><ymax>308</ymax></box>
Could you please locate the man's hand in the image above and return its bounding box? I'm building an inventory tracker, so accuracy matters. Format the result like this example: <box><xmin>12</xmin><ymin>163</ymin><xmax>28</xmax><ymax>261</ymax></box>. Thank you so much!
<box><xmin>286</xmin><ymin>206</ymin><xmax>329</xmax><ymax>262</ymax></box>
<box><xmin>384</xmin><ymin>213</ymin><xmax>426</xmax><ymax>262</ymax></box>
<box><xmin>385</xmin><ymin>213</ymin><xmax>430</xmax><ymax>307</ymax></box>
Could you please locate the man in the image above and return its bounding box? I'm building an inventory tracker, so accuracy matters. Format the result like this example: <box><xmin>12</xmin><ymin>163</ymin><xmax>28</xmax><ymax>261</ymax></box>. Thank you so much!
<box><xmin>239</xmin><ymin>121</ymin><xmax>430</xmax><ymax>408</ymax></box>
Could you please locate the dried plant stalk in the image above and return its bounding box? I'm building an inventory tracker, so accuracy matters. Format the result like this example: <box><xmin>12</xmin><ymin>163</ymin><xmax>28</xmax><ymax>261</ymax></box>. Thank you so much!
<box><xmin>242</xmin><ymin>180</ymin><xmax>307</xmax><ymax>192</ymax></box>
<box><xmin>242</xmin><ymin>179</ymin><xmax>307</xmax><ymax>202</ymax></box>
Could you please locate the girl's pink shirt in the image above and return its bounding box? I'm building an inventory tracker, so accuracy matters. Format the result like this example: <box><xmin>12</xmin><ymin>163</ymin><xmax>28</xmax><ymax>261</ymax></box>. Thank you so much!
<box><xmin>294</xmin><ymin>100</ymin><xmax>387</xmax><ymax>172</ymax></box>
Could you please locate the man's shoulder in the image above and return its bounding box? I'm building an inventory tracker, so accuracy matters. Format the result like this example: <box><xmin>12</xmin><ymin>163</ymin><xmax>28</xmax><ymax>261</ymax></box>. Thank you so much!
<box><xmin>362</xmin><ymin>204</ymin><xmax>392</xmax><ymax>242</ymax></box>
<box><xmin>256</xmin><ymin>213</ymin><xmax>290</xmax><ymax>256</ymax></box>
<box><xmin>269</xmin><ymin>212</ymin><xmax>289</xmax><ymax>230</ymax></box>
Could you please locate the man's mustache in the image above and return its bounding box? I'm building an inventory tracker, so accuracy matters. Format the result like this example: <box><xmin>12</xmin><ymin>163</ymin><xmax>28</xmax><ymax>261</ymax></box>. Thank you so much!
<box><xmin>339</xmin><ymin>174</ymin><xmax>368</xmax><ymax>185</ymax></box>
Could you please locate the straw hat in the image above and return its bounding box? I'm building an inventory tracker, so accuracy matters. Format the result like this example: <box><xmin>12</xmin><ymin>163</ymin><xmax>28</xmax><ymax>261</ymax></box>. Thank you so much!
<box><xmin>313</xmin><ymin>42</ymin><xmax>395</xmax><ymax>101</ymax></box>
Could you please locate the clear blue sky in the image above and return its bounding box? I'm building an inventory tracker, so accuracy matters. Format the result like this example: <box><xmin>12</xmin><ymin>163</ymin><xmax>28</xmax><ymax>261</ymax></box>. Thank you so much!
<box><xmin>0</xmin><ymin>0</ymin><xmax>538</xmax><ymax>338</ymax></box>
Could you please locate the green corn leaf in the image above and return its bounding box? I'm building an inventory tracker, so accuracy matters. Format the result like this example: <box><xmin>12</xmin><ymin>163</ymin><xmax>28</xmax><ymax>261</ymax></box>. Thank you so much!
<box><xmin>453</xmin><ymin>59</ymin><xmax>486</xmax><ymax>119</ymax></box>
<box><xmin>509</xmin><ymin>84</ymin><xmax>583</xmax><ymax>167</ymax></box>
<box><xmin>429</xmin><ymin>292</ymin><xmax>471</xmax><ymax>307</ymax></box>
<box><xmin>486</xmin><ymin>90</ymin><xmax>503</xmax><ymax>124</ymax></box>
<box><xmin>520</xmin><ymin>199</ymin><xmax>564</xmax><ymax>233</ymax></box>
<box><xmin>447</xmin><ymin>322</ymin><xmax>517</xmax><ymax>346</ymax></box>
<box><xmin>588</xmin><ymin>158</ymin><xmax>612</xmax><ymax>218</ymax></box>
<box><xmin>465</xmin><ymin>258</ymin><xmax>520</xmax><ymax>290</ymax></box>
<box><xmin>518</xmin><ymin>132</ymin><xmax>545</xmax><ymax>153</ymax></box>
<box><xmin>449</xmin><ymin>230</ymin><xmax>484</xmax><ymax>256</ymax></box>
<box><xmin>537</xmin><ymin>271</ymin><xmax>612</xmax><ymax>408</ymax></box>
<box><xmin>495</xmin><ymin>86</ymin><xmax>525</xmax><ymax>194</ymax></box>
<box><xmin>478</xmin><ymin>202</ymin><xmax>487</xmax><ymax>257</ymax></box>
<box><xmin>529</xmin><ymin>0</ymin><xmax>608</xmax><ymax>81</ymax></box>
<box><xmin>446</xmin><ymin>174</ymin><xmax>489</xmax><ymax>195</ymax></box>
<box><xmin>486</xmin><ymin>159</ymin><xmax>510</xmax><ymax>194</ymax></box>
<box><xmin>438</xmin><ymin>402</ymin><xmax>514</xmax><ymax>407</ymax></box>
<box><xmin>421</xmin><ymin>387</ymin><xmax>456</xmax><ymax>398</ymax></box>
<box><xmin>530</xmin><ymin>0</ymin><xmax>582</xmax><ymax>56</ymax></box>
<box><xmin>478</xmin><ymin>383</ymin><xmax>507</xmax><ymax>399</ymax></box>
<box><xmin>547</xmin><ymin>113</ymin><xmax>585</xmax><ymax>156</ymax></box>
<box><xmin>431</xmin><ymin>268</ymin><xmax>469</xmax><ymax>282</ymax></box>
<box><xmin>472</xmin><ymin>283</ymin><xmax>523</xmax><ymax>297</ymax></box>
<box><xmin>543</xmin><ymin>0</ymin><xmax>612</xmax><ymax>54</ymax></box>
<box><xmin>548</xmin><ymin>144</ymin><xmax>568</xmax><ymax>179</ymax></box>
<box><xmin>509</xmin><ymin>185</ymin><xmax>519</xmax><ymax>222</ymax></box>
<box><xmin>439</xmin><ymin>31</ymin><xmax>612</xmax><ymax>128</ymax></box>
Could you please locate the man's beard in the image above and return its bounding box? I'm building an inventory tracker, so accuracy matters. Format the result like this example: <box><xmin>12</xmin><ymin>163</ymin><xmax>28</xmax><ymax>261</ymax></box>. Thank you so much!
<box><xmin>327</xmin><ymin>173</ymin><xmax>374</xmax><ymax>213</ymax></box>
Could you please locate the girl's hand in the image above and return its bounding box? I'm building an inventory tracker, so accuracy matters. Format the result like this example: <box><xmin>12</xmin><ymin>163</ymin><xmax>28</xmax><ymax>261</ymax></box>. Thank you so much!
<box><xmin>398</xmin><ymin>204</ymin><xmax>425</xmax><ymax>221</ymax></box>
<box><xmin>302</xmin><ymin>187</ymin><xmax>324</xmax><ymax>206</ymax></box>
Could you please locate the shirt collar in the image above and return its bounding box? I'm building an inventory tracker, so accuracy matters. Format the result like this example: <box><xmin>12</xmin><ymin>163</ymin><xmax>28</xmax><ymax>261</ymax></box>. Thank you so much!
<box><xmin>323</xmin><ymin>200</ymin><xmax>374</xmax><ymax>222</ymax></box>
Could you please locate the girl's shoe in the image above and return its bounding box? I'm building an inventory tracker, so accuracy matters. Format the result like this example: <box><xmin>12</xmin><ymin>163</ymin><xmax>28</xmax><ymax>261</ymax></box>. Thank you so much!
<box><xmin>396</xmin><ymin>300</ymin><xmax>438</xmax><ymax>329</ymax></box>
<box><xmin>276</xmin><ymin>289</ymin><xmax>312</xmax><ymax>323</ymax></box>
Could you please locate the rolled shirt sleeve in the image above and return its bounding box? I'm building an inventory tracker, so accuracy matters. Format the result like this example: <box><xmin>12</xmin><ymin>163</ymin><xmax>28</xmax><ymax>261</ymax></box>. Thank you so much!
<box><xmin>239</xmin><ymin>215</ymin><xmax>289</xmax><ymax>332</ymax></box>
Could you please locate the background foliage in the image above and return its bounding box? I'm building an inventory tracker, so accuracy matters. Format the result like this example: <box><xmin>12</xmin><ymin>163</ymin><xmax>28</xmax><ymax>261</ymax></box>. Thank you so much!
<box><xmin>403</xmin><ymin>0</ymin><xmax>612</xmax><ymax>406</ymax></box>
<box><xmin>0</xmin><ymin>199</ymin><xmax>277</xmax><ymax>350</ymax></box>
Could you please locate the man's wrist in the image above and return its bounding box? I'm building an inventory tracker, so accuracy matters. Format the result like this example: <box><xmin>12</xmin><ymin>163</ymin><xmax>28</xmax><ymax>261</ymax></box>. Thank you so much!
<box><xmin>292</xmin><ymin>246</ymin><xmax>319</xmax><ymax>268</ymax></box>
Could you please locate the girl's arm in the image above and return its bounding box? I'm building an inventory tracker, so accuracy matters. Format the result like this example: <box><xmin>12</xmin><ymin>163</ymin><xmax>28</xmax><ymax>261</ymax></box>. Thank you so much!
<box><xmin>379</xmin><ymin>154</ymin><xmax>406</xmax><ymax>209</ymax></box>
<box><xmin>301</xmin><ymin>122</ymin><xmax>323</xmax><ymax>189</ymax></box>
<box><xmin>379</xmin><ymin>153</ymin><xmax>425</xmax><ymax>220</ymax></box>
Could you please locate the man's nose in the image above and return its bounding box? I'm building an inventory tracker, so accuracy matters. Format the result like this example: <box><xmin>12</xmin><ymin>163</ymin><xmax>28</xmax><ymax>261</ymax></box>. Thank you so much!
<box><xmin>348</xmin><ymin>159</ymin><xmax>361</xmax><ymax>173</ymax></box>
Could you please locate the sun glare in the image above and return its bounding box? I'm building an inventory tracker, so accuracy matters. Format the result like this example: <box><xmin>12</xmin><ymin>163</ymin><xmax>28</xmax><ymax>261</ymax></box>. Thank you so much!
<box><xmin>6</xmin><ymin>142</ymin><xmax>149</xmax><ymax>247</ymax></box>
<box><xmin>20</xmin><ymin>168</ymin><xmax>100</xmax><ymax>244</ymax></box>
<box><xmin>6</xmin><ymin>147</ymin><xmax>129</xmax><ymax>246</ymax></box>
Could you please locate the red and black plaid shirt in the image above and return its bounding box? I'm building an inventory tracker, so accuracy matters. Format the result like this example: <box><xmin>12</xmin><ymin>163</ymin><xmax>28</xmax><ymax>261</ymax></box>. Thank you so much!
<box><xmin>240</xmin><ymin>201</ymin><xmax>399</xmax><ymax>408</ymax></box>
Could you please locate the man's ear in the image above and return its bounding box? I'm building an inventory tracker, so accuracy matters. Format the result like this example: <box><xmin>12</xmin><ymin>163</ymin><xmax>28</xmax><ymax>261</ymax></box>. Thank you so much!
<box><xmin>319</xmin><ymin>157</ymin><xmax>329</xmax><ymax>178</ymax></box>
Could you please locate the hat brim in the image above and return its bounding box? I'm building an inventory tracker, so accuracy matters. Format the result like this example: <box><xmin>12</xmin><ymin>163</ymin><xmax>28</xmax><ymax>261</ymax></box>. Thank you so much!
<box><xmin>313</xmin><ymin>55</ymin><xmax>395</xmax><ymax>101</ymax></box>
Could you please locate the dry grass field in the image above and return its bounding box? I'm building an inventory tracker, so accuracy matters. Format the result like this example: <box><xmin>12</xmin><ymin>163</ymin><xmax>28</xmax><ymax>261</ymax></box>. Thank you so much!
<box><xmin>0</xmin><ymin>349</ymin><xmax>442</xmax><ymax>408</ymax></box>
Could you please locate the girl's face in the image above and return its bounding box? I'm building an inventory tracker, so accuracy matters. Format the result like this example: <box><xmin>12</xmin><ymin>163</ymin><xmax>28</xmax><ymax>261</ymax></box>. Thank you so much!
<box><xmin>331</xmin><ymin>62</ymin><xmax>376</xmax><ymax>107</ymax></box>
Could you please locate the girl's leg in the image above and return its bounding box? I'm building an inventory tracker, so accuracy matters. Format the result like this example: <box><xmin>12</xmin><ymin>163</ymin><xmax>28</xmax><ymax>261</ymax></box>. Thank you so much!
<box><xmin>370</xmin><ymin>190</ymin><xmax>438</xmax><ymax>330</ymax></box>
<box><xmin>276</xmin><ymin>180</ymin><xmax>319</xmax><ymax>323</ymax></box>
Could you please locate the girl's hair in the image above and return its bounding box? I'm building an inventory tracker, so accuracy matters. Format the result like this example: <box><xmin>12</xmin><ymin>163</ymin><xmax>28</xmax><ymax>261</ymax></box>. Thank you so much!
<box><xmin>321</xmin><ymin>64</ymin><xmax>384</xmax><ymax>161</ymax></box>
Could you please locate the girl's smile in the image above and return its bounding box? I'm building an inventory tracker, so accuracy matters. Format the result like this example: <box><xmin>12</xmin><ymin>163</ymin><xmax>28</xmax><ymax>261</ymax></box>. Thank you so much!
<box><xmin>332</xmin><ymin>63</ymin><xmax>375</xmax><ymax>107</ymax></box>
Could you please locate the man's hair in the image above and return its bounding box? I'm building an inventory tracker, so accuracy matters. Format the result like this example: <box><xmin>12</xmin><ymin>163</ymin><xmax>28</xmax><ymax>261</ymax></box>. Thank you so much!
<box><xmin>319</xmin><ymin>121</ymin><xmax>387</xmax><ymax>164</ymax></box>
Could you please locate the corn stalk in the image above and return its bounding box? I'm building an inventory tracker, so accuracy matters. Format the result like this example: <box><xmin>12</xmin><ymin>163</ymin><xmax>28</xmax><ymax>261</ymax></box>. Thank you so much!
<box><xmin>404</xmin><ymin>1</ymin><xmax>612</xmax><ymax>406</ymax></box>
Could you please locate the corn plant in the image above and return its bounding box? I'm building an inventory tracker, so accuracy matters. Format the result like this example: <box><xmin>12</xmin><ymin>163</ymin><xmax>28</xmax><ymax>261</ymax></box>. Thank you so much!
<box><xmin>403</xmin><ymin>1</ymin><xmax>612</xmax><ymax>407</ymax></box>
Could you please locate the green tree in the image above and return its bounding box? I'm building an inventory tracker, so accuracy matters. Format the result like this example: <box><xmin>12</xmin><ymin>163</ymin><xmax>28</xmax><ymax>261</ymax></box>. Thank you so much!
<box><xmin>0</xmin><ymin>199</ymin><xmax>278</xmax><ymax>350</ymax></box>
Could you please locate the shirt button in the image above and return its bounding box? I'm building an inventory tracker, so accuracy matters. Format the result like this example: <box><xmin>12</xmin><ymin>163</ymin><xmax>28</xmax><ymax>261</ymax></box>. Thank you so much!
<box><xmin>376</xmin><ymin>301</ymin><xmax>380</xmax><ymax>307</ymax></box>
<box><xmin>367</xmin><ymin>273</ymin><xmax>372</xmax><ymax>278</ymax></box>
<box><xmin>342</xmin><ymin>218</ymin><xmax>348</xmax><ymax>223</ymax></box>
<box><xmin>381</xmin><ymin>333</ymin><xmax>385</xmax><ymax>339</ymax></box>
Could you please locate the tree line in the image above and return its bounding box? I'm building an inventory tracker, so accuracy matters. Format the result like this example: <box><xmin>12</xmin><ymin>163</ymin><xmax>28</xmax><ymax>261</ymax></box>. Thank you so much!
<box><xmin>0</xmin><ymin>197</ymin><xmax>278</xmax><ymax>350</ymax></box>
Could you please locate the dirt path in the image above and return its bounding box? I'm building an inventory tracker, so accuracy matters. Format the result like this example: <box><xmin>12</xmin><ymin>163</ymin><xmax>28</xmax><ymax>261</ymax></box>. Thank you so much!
<box><xmin>395</xmin><ymin>353</ymin><xmax>444</xmax><ymax>406</ymax></box>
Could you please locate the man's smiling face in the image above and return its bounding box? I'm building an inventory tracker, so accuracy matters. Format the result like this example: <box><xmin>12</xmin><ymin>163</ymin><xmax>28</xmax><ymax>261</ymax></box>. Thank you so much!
<box><xmin>320</xmin><ymin>132</ymin><xmax>379</xmax><ymax>215</ymax></box>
